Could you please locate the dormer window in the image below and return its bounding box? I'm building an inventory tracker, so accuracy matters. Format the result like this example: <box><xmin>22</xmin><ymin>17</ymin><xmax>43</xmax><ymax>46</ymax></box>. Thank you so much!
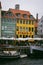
<box><xmin>6</xmin><ymin>12</ymin><xmax>13</xmax><ymax>16</ymax></box>
<box><xmin>29</xmin><ymin>15</ymin><xmax>33</xmax><ymax>19</ymax></box>
<box><xmin>23</xmin><ymin>14</ymin><xmax>27</xmax><ymax>18</ymax></box>
<box><xmin>2</xmin><ymin>11</ymin><xmax>13</xmax><ymax>16</ymax></box>
<box><xmin>15</xmin><ymin>13</ymin><xmax>21</xmax><ymax>17</ymax></box>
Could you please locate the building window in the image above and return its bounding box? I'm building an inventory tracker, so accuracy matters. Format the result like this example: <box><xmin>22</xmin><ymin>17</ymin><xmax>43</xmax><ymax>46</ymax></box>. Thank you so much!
<box><xmin>29</xmin><ymin>35</ymin><xmax>30</xmax><ymax>38</ymax></box>
<box><xmin>2</xmin><ymin>26</ymin><xmax>4</xmax><ymax>30</ymax></box>
<box><xmin>2</xmin><ymin>12</ymin><xmax>6</xmax><ymax>16</ymax></box>
<box><xmin>40</xmin><ymin>25</ymin><xmax>42</xmax><ymax>27</ymax></box>
<box><xmin>29</xmin><ymin>15</ymin><xmax>33</xmax><ymax>19</ymax></box>
<box><xmin>32</xmin><ymin>28</ymin><xmax>34</xmax><ymax>32</ymax></box>
<box><xmin>41</xmin><ymin>30</ymin><xmax>42</xmax><ymax>33</ymax></box>
<box><xmin>17</xmin><ymin>19</ymin><xmax>19</xmax><ymax>23</ymax></box>
<box><xmin>5</xmin><ymin>26</ymin><xmax>7</xmax><ymax>29</ymax></box>
<box><xmin>20</xmin><ymin>27</ymin><xmax>22</xmax><ymax>31</ymax></box>
<box><xmin>16</xmin><ymin>13</ymin><xmax>21</xmax><ymax>17</ymax></box>
<box><xmin>32</xmin><ymin>35</ymin><xmax>33</xmax><ymax>38</ymax></box>
<box><xmin>20</xmin><ymin>20</ymin><xmax>22</xmax><ymax>24</ymax></box>
<box><xmin>29</xmin><ymin>27</ymin><xmax>31</xmax><ymax>31</ymax></box>
<box><xmin>23</xmin><ymin>20</ymin><xmax>25</xmax><ymax>24</ymax></box>
<box><xmin>23</xmin><ymin>35</ymin><xmax>25</xmax><ymax>38</ymax></box>
<box><xmin>23</xmin><ymin>14</ymin><xmax>27</xmax><ymax>18</ymax></box>
<box><xmin>20</xmin><ymin>35</ymin><xmax>22</xmax><ymax>37</ymax></box>
<box><xmin>16</xmin><ymin>35</ymin><xmax>18</xmax><ymax>38</ymax></box>
<box><xmin>23</xmin><ymin>27</ymin><xmax>25</xmax><ymax>31</ymax></box>
<box><xmin>26</xmin><ymin>27</ymin><xmax>28</xmax><ymax>32</ymax></box>
<box><xmin>7</xmin><ymin>12</ymin><xmax>13</xmax><ymax>16</ymax></box>
<box><xmin>2</xmin><ymin>18</ymin><xmax>6</xmax><ymax>22</ymax></box>
<box><xmin>32</xmin><ymin>21</ymin><xmax>34</xmax><ymax>24</ymax></box>
<box><xmin>16</xmin><ymin>26</ymin><xmax>19</xmax><ymax>31</ymax></box>
<box><xmin>26</xmin><ymin>20</ymin><xmax>29</xmax><ymax>24</ymax></box>
<box><xmin>26</xmin><ymin>35</ymin><xmax>28</xmax><ymax>37</ymax></box>
<box><xmin>29</xmin><ymin>21</ymin><xmax>31</xmax><ymax>24</ymax></box>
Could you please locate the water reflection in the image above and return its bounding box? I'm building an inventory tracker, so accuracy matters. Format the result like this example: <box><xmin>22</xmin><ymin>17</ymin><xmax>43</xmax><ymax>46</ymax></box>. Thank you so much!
<box><xmin>0</xmin><ymin>57</ymin><xmax>43</xmax><ymax>65</ymax></box>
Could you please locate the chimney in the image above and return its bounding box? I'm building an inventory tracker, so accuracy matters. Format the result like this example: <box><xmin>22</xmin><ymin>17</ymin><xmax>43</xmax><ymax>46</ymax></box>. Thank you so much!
<box><xmin>15</xmin><ymin>4</ymin><xmax>20</xmax><ymax>10</ymax></box>
<box><xmin>0</xmin><ymin>2</ymin><xmax>2</xmax><ymax>9</ymax></box>
<box><xmin>36</xmin><ymin>13</ymin><xmax>38</xmax><ymax>22</ymax></box>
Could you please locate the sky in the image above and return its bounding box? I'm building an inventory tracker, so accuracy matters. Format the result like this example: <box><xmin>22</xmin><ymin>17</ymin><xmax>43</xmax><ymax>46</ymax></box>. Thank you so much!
<box><xmin>0</xmin><ymin>0</ymin><xmax>43</xmax><ymax>19</ymax></box>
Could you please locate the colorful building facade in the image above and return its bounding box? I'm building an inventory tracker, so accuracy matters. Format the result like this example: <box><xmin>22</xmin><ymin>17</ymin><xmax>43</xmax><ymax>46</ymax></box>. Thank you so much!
<box><xmin>16</xmin><ymin>19</ymin><xmax>35</xmax><ymax>38</ymax></box>
<box><xmin>0</xmin><ymin>2</ymin><xmax>36</xmax><ymax>38</ymax></box>
<box><xmin>10</xmin><ymin>8</ymin><xmax>35</xmax><ymax>38</ymax></box>
<box><xmin>1</xmin><ymin>11</ymin><xmax>16</xmax><ymax>37</ymax></box>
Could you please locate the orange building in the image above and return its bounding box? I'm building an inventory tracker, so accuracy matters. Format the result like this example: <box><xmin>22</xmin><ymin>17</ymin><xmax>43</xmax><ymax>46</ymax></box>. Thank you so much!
<box><xmin>0</xmin><ymin>3</ymin><xmax>36</xmax><ymax>38</ymax></box>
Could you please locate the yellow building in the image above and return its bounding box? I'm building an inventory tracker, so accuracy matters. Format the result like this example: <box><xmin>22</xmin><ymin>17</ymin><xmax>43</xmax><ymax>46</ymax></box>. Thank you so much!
<box><xmin>16</xmin><ymin>19</ymin><xmax>35</xmax><ymax>38</ymax></box>
<box><xmin>10</xmin><ymin>6</ymin><xmax>35</xmax><ymax>38</ymax></box>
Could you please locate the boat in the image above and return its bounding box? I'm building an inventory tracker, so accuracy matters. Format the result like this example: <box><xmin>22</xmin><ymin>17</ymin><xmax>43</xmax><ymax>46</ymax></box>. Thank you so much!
<box><xmin>0</xmin><ymin>50</ymin><xmax>20</xmax><ymax>59</ymax></box>
<box><xmin>29</xmin><ymin>45</ymin><xmax>43</xmax><ymax>58</ymax></box>
<box><xmin>0</xmin><ymin>37</ymin><xmax>43</xmax><ymax>58</ymax></box>
<box><xmin>20</xmin><ymin>54</ymin><xmax>27</xmax><ymax>58</ymax></box>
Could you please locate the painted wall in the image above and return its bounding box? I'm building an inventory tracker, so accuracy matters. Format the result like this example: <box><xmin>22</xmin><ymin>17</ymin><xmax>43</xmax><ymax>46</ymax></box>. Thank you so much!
<box><xmin>37</xmin><ymin>16</ymin><xmax>43</xmax><ymax>37</ymax></box>
<box><xmin>1</xmin><ymin>18</ymin><xmax>16</xmax><ymax>37</ymax></box>
<box><xmin>16</xmin><ymin>19</ymin><xmax>35</xmax><ymax>38</ymax></box>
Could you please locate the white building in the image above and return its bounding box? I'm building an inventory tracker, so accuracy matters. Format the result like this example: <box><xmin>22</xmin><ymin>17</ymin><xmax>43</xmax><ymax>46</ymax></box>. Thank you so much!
<box><xmin>37</xmin><ymin>16</ymin><xmax>43</xmax><ymax>38</ymax></box>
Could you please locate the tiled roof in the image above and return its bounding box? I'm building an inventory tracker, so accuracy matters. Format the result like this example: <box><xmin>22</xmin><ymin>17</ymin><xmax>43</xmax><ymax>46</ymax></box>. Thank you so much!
<box><xmin>2</xmin><ymin>8</ymin><xmax>35</xmax><ymax>20</ymax></box>
<box><xmin>9</xmin><ymin>8</ymin><xmax>31</xmax><ymax>15</ymax></box>
<box><xmin>9</xmin><ymin>9</ymin><xmax>35</xmax><ymax>20</ymax></box>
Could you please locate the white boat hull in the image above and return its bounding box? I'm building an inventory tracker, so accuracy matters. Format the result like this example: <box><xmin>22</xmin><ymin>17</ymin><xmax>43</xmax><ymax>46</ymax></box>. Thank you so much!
<box><xmin>20</xmin><ymin>54</ymin><xmax>27</xmax><ymax>58</ymax></box>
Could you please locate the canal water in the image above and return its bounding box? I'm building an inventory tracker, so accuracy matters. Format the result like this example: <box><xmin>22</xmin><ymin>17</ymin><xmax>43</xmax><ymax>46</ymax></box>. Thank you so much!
<box><xmin>0</xmin><ymin>57</ymin><xmax>43</xmax><ymax>65</ymax></box>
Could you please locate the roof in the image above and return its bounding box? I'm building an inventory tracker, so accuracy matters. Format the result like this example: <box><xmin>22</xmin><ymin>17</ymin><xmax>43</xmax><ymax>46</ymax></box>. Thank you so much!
<box><xmin>9</xmin><ymin>8</ymin><xmax>31</xmax><ymax>15</ymax></box>
<box><xmin>9</xmin><ymin>8</ymin><xmax>34</xmax><ymax>20</ymax></box>
<box><xmin>2</xmin><ymin>8</ymin><xmax>35</xmax><ymax>20</ymax></box>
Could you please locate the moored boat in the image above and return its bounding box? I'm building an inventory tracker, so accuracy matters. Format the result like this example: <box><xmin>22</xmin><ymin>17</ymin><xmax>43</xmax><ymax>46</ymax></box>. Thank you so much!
<box><xmin>29</xmin><ymin>45</ymin><xmax>43</xmax><ymax>58</ymax></box>
<box><xmin>20</xmin><ymin>54</ymin><xmax>27</xmax><ymax>58</ymax></box>
<box><xmin>0</xmin><ymin>51</ymin><xmax>20</xmax><ymax>59</ymax></box>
